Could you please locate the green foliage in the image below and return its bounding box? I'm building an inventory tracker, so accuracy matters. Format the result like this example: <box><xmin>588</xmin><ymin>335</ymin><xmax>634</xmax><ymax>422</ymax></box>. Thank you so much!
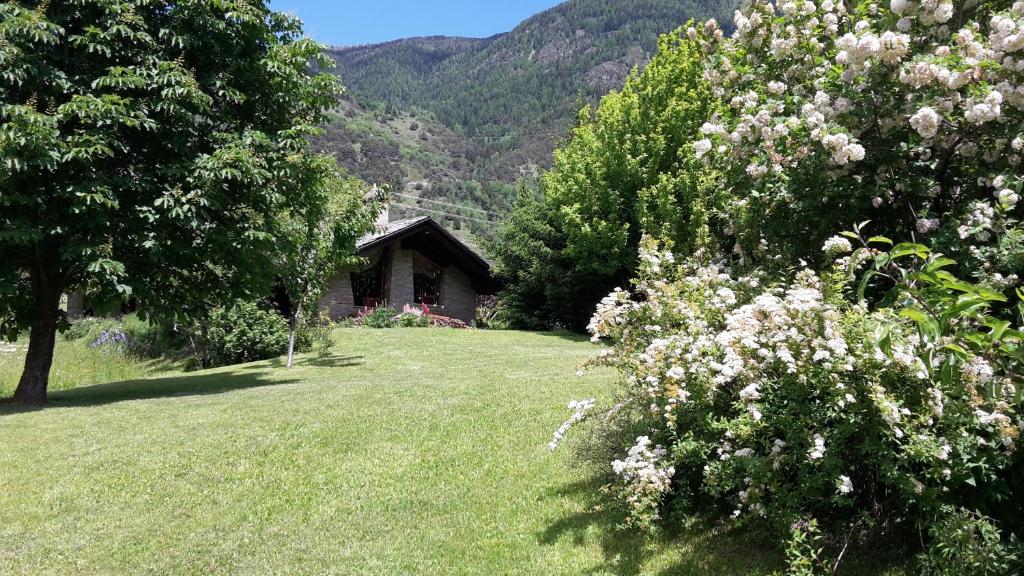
<box><xmin>361</xmin><ymin>307</ymin><xmax>398</xmax><ymax>329</ymax></box>
<box><xmin>491</xmin><ymin>28</ymin><xmax>717</xmax><ymax>330</ymax></box>
<box><xmin>473</xmin><ymin>296</ymin><xmax>507</xmax><ymax>330</ymax></box>
<box><xmin>294</xmin><ymin>314</ymin><xmax>335</xmax><ymax>358</ymax></box>
<box><xmin>199</xmin><ymin>302</ymin><xmax>289</xmax><ymax>369</ymax></box>
<box><xmin>784</xmin><ymin>520</ymin><xmax>826</xmax><ymax>576</ymax></box>
<box><xmin>63</xmin><ymin>314</ymin><xmax>187</xmax><ymax>359</ymax></box>
<box><xmin>919</xmin><ymin>507</ymin><xmax>1024</xmax><ymax>576</ymax></box>
<box><xmin>0</xmin><ymin>0</ymin><xmax>343</xmax><ymax>401</ymax></box>
<box><xmin>62</xmin><ymin>318</ymin><xmax>115</xmax><ymax>343</ymax></box>
<box><xmin>397</xmin><ymin>312</ymin><xmax>430</xmax><ymax>328</ymax></box>
<box><xmin>583</xmin><ymin>237</ymin><xmax>1024</xmax><ymax>570</ymax></box>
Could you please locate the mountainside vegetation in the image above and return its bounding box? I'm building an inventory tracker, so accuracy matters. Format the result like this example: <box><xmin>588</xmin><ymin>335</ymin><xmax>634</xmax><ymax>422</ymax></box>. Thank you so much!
<box><xmin>317</xmin><ymin>0</ymin><xmax>737</xmax><ymax>234</ymax></box>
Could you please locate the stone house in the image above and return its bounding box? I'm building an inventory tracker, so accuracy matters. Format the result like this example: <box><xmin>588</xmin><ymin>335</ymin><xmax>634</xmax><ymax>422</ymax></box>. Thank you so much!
<box><xmin>318</xmin><ymin>216</ymin><xmax>498</xmax><ymax>323</ymax></box>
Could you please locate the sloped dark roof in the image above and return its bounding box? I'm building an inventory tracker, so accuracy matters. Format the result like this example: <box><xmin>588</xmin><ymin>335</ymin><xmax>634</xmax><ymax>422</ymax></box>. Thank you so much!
<box><xmin>356</xmin><ymin>217</ymin><xmax>498</xmax><ymax>293</ymax></box>
<box><xmin>356</xmin><ymin>217</ymin><xmax>431</xmax><ymax>250</ymax></box>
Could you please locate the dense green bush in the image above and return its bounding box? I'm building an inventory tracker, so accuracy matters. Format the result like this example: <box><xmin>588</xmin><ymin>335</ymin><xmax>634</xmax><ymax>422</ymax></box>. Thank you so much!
<box><xmin>919</xmin><ymin>507</ymin><xmax>1023</xmax><ymax>576</ymax></box>
<box><xmin>200</xmin><ymin>301</ymin><xmax>289</xmax><ymax>368</ymax></box>
<box><xmin>397</xmin><ymin>311</ymin><xmax>430</xmax><ymax>328</ymax></box>
<box><xmin>294</xmin><ymin>314</ymin><xmax>335</xmax><ymax>358</ymax></box>
<box><xmin>361</xmin><ymin>307</ymin><xmax>398</xmax><ymax>329</ymax></box>
<box><xmin>62</xmin><ymin>317</ymin><xmax>115</xmax><ymax>342</ymax></box>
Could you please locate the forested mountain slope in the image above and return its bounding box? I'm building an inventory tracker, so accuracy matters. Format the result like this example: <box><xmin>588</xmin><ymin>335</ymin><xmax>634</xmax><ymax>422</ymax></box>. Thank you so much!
<box><xmin>316</xmin><ymin>0</ymin><xmax>735</xmax><ymax>236</ymax></box>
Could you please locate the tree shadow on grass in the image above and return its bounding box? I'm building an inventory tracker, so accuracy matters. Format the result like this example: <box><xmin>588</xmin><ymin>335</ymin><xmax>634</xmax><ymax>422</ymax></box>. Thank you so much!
<box><xmin>262</xmin><ymin>355</ymin><xmax>365</xmax><ymax>370</ymax></box>
<box><xmin>0</xmin><ymin>354</ymin><xmax>364</xmax><ymax>413</ymax></box>
<box><xmin>540</xmin><ymin>473</ymin><xmax>916</xmax><ymax>576</ymax></box>
<box><xmin>525</xmin><ymin>330</ymin><xmax>595</xmax><ymax>344</ymax></box>
<box><xmin>538</xmin><ymin>474</ymin><xmax>785</xmax><ymax>576</ymax></box>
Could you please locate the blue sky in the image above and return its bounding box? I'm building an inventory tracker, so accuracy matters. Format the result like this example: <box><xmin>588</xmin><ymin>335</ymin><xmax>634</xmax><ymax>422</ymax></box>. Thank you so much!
<box><xmin>270</xmin><ymin>1</ymin><xmax>564</xmax><ymax>46</ymax></box>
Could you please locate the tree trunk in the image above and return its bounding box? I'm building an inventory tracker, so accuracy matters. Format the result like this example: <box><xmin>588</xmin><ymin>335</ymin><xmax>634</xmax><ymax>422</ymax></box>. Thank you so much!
<box><xmin>286</xmin><ymin>308</ymin><xmax>301</xmax><ymax>369</ymax></box>
<box><xmin>13</xmin><ymin>280</ymin><xmax>63</xmax><ymax>405</ymax></box>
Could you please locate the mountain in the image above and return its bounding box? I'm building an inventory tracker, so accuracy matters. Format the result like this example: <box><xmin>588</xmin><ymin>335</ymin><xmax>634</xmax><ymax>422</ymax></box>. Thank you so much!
<box><xmin>314</xmin><ymin>0</ymin><xmax>735</xmax><ymax>237</ymax></box>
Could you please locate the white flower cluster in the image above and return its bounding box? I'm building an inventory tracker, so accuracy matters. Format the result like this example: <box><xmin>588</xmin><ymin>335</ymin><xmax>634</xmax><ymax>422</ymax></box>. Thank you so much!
<box><xmin>997</xmin><ymin>188</ymin><xmax>1020</xmax><ymax>209</ymax></box>
<box><xmin>838</xmin><ymin>475</ymin><xmax>854</xmax><ymax>494</ymax></box>
<box><xmin>611</xmin><ymin>436</ymin><xmax>676</xmax><ymax>521</ymax></box>
<box><xmin>809</xmin><ymin>433</ymin><xmax>828</xmax><ymax>460</ymax></box>
<box><xmin>958</xmin><ymin>201</ymin><xmax>996</xmax><ymax>240</ymax></box>
<box><xmin>822</xmin><ymin>235</ymin><xmax>853</xmax><ymax>256</ymax></box>
<box><xmin>909</xmin><ymin>106</ymin><xmax>941</xmax><ymax>138</ymax></box>
<box><xmin>691</xmin><ymin>0</ymin><xmax>1024</xmax><ymax>261</ymax></box>
<box><xmin>588</xmin><ymin>288</ymin><xmax>632</xmax><ymax>343</ymax></box>
<box><xmin>549</xmin><ymin>399</ymin><xmax>597</xmax><ymax>451</ymax></box>
<box><xmin>584</xmin><ymin>235</ymin><xmax>1023</xmax><ymax>528</ymax></box>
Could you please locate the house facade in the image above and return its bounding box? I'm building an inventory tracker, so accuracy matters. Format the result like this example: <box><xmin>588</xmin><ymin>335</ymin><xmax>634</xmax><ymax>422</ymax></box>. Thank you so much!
<box><xmin>318</xmin><ymin>217</ymin><xmax>498</xmax><ymax>323</ymax></box>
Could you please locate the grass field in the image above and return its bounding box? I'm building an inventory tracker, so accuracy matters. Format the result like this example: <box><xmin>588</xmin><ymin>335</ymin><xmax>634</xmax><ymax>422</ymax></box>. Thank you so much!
<box><xmin>0</xmin><ymin>329</ymin><xmax>909</xmax><ymax>575</ymax></box>
<box><xmin>0</xmin><ymin>338</ymin><xmax>174</xmax><ymax>398</ymax></box>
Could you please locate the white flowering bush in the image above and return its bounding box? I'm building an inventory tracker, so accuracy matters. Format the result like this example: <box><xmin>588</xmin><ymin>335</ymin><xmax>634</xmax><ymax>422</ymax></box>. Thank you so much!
<box><xmin>688</xmin><ymin>0</ymin><xmax>1024</xmax><ymax>277</ymax></box>
<box><xmin>546</xmin><ymin>0</ymin><xmax>1024</xmax><ymax>570</ymax></box>
<box><xmin>578</xmin><ymin>236</ymin><xmax>1023</xmax><ymax>571</ymax></box>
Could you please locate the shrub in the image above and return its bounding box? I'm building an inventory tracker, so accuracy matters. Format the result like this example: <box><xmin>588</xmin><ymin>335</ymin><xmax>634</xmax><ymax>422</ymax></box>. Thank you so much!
<box><xmin>398</xmin><ymin>311</ymin><xmax>430</xmax><ymax>328</ymax></box>
<box><xmin>62</xmin><ymin>317</ymin><xmax>117</xmax><ymax>342</ymax></box>
<box><xmin>361</xmin><ymin>307</ymin><xmax>398</xmax><ymax>329</ymax></box>
<box><xmin>200</xmin><ymin>301</ymin><xmax>289</xmax><ymax>368</ymax></box>
<box><xmin>64</xmin><ymin>314</ymin><xmax>188</xmax><ymax>359</ymax></box>
<box><xmin>473</xmin><ymin>295</ymin><xmax>507</xmax><ymax>330</ymax></box>
<box><xmin>294</xmin><ymin>313</ymin><xmax>335</xmax><ymax>357</ymax></box>
<box><xmin>574</xmin><ymin>237</ymin><xmax>1024</xmax><ymax>571</ymax></box>
<box><xmin>919</xmin><ymin>507</ymin><xmax>1024</xmax><ymax>576</ymax></box>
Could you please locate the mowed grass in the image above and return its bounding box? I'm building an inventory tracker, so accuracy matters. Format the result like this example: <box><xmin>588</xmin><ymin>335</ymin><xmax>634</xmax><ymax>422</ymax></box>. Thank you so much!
<box><xmin>0</xmin><ymin>329</ymin><xmax>908</xmax><ymax>575</ymax></box>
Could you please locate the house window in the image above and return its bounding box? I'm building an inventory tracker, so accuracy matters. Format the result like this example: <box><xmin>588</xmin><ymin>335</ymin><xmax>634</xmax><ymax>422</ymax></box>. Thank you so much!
<box><xmin>414</xmin><ymin>256</ymin><xmax>441</xmax><ymax>306</ymax></box>
<box><xmin>351</xmin><ymin>256</ymin><xmax>385</xmax><ymax>308</ymax></box>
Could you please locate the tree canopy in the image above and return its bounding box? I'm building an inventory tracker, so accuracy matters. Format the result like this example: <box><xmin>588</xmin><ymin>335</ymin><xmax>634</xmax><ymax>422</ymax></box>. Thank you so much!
<box><xmin>490</xmin><ymin>28</ymin><xmax>717</xmax><ymax>330</ymax></box>
<box><xmin>0</xmin><ymin>0</ymin><xmax>346</xmax><ymax>403</ymax></box>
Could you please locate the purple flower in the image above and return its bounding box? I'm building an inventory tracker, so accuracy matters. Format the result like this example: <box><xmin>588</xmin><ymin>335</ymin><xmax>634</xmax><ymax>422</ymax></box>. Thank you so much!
<box><xmin>90</xmin><ymin>329</ymin><xmax>131</xmax><ymax>349</ymax></box>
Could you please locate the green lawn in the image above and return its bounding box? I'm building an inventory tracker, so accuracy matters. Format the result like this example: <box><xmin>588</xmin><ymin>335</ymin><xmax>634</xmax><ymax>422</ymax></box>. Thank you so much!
<box><xmin>0</xmin><ymin>329</ymin><xmax>907</xmax><ymax>575</ymax></box>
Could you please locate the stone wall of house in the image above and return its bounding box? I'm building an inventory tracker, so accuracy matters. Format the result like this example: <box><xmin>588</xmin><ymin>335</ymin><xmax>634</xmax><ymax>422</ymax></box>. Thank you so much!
<box><xmin>439</xmin><ymin>265</ymin><xmax>477</xmax><ymax>323</ymax></box>
<box><xmin>319</xmin><ymin>271</ymin><xmax>356</xmax><ymax>320</ymax></box>
<box><xmin>318</xmin><ymin>244</ymin><xmax>480</xmax><ymax>324</ymax></box>
<box><xmin>390</xmin><ymin>248</ymin><xmax>415</xmax><ymax>308</ymax></box>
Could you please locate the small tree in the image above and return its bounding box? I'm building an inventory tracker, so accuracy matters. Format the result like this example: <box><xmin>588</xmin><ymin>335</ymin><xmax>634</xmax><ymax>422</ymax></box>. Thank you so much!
<box><xmin>0</xmin><ymin>0</ymin><xmax>342</xmax><ymax>403</ymax></box>
<box><xmin>280</xmin><ymin>175</ymin><xmax>382</xmax><ymax>368</ymax></box>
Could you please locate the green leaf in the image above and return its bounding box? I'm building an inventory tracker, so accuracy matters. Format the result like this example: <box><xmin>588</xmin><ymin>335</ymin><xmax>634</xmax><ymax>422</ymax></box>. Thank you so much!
<box><xmin>943</xmin><ymin>343</ymin><xmax>969</xmax><ymax>357</ymax></box>
<box><xmin>890</xmin><ymin>243</ymin><xmax>930</xmax><ymax>260</ymax></box>
<box><xmin>857</xmin><ymin>270</ymin><xmax>879</xmax><ymax>301</ymax></box>
<box><xmin>924</xmin><ymin>257</ymin><xmax>956</xmax><ymax>272</ymax></box>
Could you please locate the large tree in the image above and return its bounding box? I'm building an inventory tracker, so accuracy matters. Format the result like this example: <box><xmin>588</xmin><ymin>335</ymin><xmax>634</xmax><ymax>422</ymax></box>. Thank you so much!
<box><xmin>0</xmin><ymin>0</ymin><xmax>342</xmax><ymax>404</ymax></box>
<box><xmin>490</xmin><ymin>28</ymin><xmax>718</xmax><ymax>330</ymax></box>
